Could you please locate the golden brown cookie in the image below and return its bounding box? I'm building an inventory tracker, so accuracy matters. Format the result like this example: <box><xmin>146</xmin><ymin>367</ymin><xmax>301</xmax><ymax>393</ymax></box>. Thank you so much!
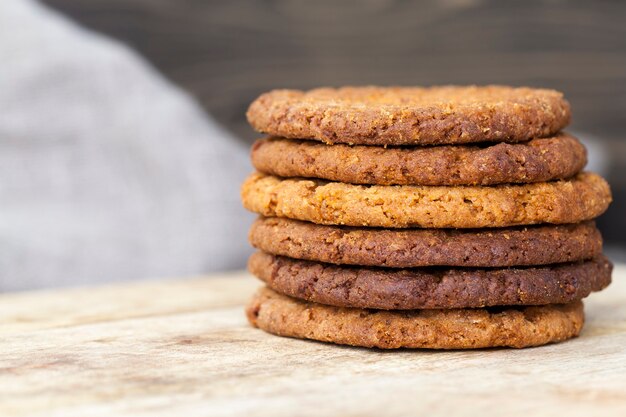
<box><xmin>249</xmin><ymin>252</ymin><xmax>612</xmax><ymax>309</ymax></box>
<box><xmin>241</xmin><ymin>172</ymin><xmax>611</xmax><ymax>228</ymax></box>
<box><xmin>246</xmin><ymin>287</ymin><xmax>584</xmax><ymax>349</ymax></box>
<box><xmin>250</xmin><ymin>218</ymin><xmax>602</xmax><ymax>267</ymax></box>
<box><xmin>251</xmin><ymin>134</ymin><xmax>586</xmax><ymax>186</ymax></box>
<box><xmin>246</xmin><ymin>86</ymin><xmax>570</xmax><ymax>146</ymax></box>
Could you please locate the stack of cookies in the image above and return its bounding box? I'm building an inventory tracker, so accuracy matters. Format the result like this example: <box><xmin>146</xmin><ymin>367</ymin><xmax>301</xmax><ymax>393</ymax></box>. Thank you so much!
<box><xmin>241</xmin><ymin>86</ymin><xmax>613</xmax><ymax>349</ymax></box>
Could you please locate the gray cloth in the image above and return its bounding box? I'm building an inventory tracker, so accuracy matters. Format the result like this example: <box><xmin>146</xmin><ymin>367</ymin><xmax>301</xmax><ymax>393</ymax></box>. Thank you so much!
<box><xmin>0</xmin><ymin>0</ymin><xmax>253</xmax><ymax>291</ymax></box>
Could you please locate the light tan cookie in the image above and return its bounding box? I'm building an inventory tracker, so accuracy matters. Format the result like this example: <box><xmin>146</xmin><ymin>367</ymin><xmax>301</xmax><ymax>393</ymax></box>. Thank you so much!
<box><xmin>249</xmin><ymin>218</ymin><xmax>603</xmax><ymax>267</ymax></box>
<box><xmin>246</xmin><ymin>287</ymin><xmax>584</xmax><ymax>349</ymax></box>
<box><xmin>251</xmin><ymin>134</ymin><xmax>586</xmax><ymax>186</ymax></box>
<box><xmin>241</xmin><ymin>172</ymin><xmax>611</xmax><ymax>228</ymax></box>
<box><xmin>249</xmin><ymin>251</ymin><xmax>612</xmax><ymax>309</ymax></box>
<box><xmin>246</xmin><ymin>86</ymin><xmax>570</xmax><ymax>146</ymax></box>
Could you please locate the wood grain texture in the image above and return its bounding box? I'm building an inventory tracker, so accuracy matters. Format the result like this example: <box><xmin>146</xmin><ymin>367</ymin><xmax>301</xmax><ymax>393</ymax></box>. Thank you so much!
<box><xmin>1</xmin><ymin>266</ymin><xmax>625</xmax><ymax>416</ymax></box>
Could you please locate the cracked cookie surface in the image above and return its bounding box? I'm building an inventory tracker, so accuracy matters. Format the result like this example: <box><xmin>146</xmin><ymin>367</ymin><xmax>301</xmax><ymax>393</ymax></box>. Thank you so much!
<box><xmin>251</xmin><ymin>133</ymin><xmax>586</xmax><ymax>186</ymax></box>
<box><xmin>246</xmin><ymin>287</ymin><xmax>585</xmax><ymax>349</ymax></box>
<box><xmin>248</xmin><ymin>252</ymin><xmax>612</xmax><ymax>309</ymax></box>
<box><xmin>246</xmin><ymin>86</ymin><xmax>570</xmax><ymax>146</ymax></box>
<box><xmin>241</xmin><ymin>172</ymin><xmax>611</xmax><ymax>228</ymax></box>
<box><xmin>249</xmin><ymin>218</ymin><xmax>603</xmax><ymax>267</ymax></box>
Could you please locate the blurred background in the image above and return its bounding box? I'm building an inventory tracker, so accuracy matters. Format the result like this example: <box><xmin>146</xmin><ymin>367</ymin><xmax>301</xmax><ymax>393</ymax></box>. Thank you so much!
<box><xmin>1</xmin><ymin>0</ymin><xmax>624</xmax><ymax>290</ymax></box>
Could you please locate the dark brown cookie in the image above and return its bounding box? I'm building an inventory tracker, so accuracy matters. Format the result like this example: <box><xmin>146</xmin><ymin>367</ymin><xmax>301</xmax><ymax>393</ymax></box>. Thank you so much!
<box><xmin>250</xmin><ymin>218</ymin><xmax>602</xmax><ymax>267</ymax></box>
<box><xmin>241</xmin><ymin>172</ymin><xmax>612</xmax><ymax>228</ymax></box>
<box><xmin>251</xmin><ymin>134</ymin><xmax>586</xmax><ymax>186</ymax></box>
<box><xmin>246</xmin><ymin>287</ymin><xmax>584</xmax><ymax>349</ymax></box>
<box><xmin>248</xmin><ymin>252</ymin><xmax>612</xmax><ymax>310</ymax></box>
<box><xmin>246</xmin><ymin>86</ymin><xmax>570</xmax><ymax>146</ymax></box>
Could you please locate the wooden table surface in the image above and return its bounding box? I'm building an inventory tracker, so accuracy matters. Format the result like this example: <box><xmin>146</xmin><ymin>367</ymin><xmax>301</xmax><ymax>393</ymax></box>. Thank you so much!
<box><xmin>1</xmin><ymin>266</ymin><xmax>625</xmax><ymax>417</ymax></box>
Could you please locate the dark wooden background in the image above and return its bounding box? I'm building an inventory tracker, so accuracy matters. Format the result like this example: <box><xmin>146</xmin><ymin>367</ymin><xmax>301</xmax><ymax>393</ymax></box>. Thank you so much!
<box><xmin>43</xmin><ymin>0</ymin><xmax>626</xmax><ymax>246</ymax></box>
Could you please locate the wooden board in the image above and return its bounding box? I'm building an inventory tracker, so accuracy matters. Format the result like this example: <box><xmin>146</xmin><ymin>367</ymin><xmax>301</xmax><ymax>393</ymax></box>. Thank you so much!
<box><xmin>1</xmin><ymin>266</ymin><xmax>625</xmax><ymax>416</ymax></box>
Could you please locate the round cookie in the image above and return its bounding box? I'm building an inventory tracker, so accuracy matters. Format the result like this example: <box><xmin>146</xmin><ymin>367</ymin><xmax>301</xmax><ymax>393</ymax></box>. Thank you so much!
<box><xmin>241</xmin><ymin>172</ymin><xmax>611</xmax><ymax>229</ymax></box>
<box><xmin>249</xmin><ymin>252</ymin><xmax>612</xmax><ymax>310</ymax></box>
<box><xmin>246</xmin><ymin>287</ymin><xmax>585</xmax><ymax>349</ymax></box>
<box><xmin>251</xmin><ymin>134</ymin><xmax>587</xmax><ymax>186</ymax></box>
<box><xmin>246</xmin><ymin>86</ymin><xmax>571</xmax><ymax>146</ymax></box>
<box><xmin>250</xmin><ymin>218</ymin><xmax>602</xmax><ymax>267</ymax></box>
